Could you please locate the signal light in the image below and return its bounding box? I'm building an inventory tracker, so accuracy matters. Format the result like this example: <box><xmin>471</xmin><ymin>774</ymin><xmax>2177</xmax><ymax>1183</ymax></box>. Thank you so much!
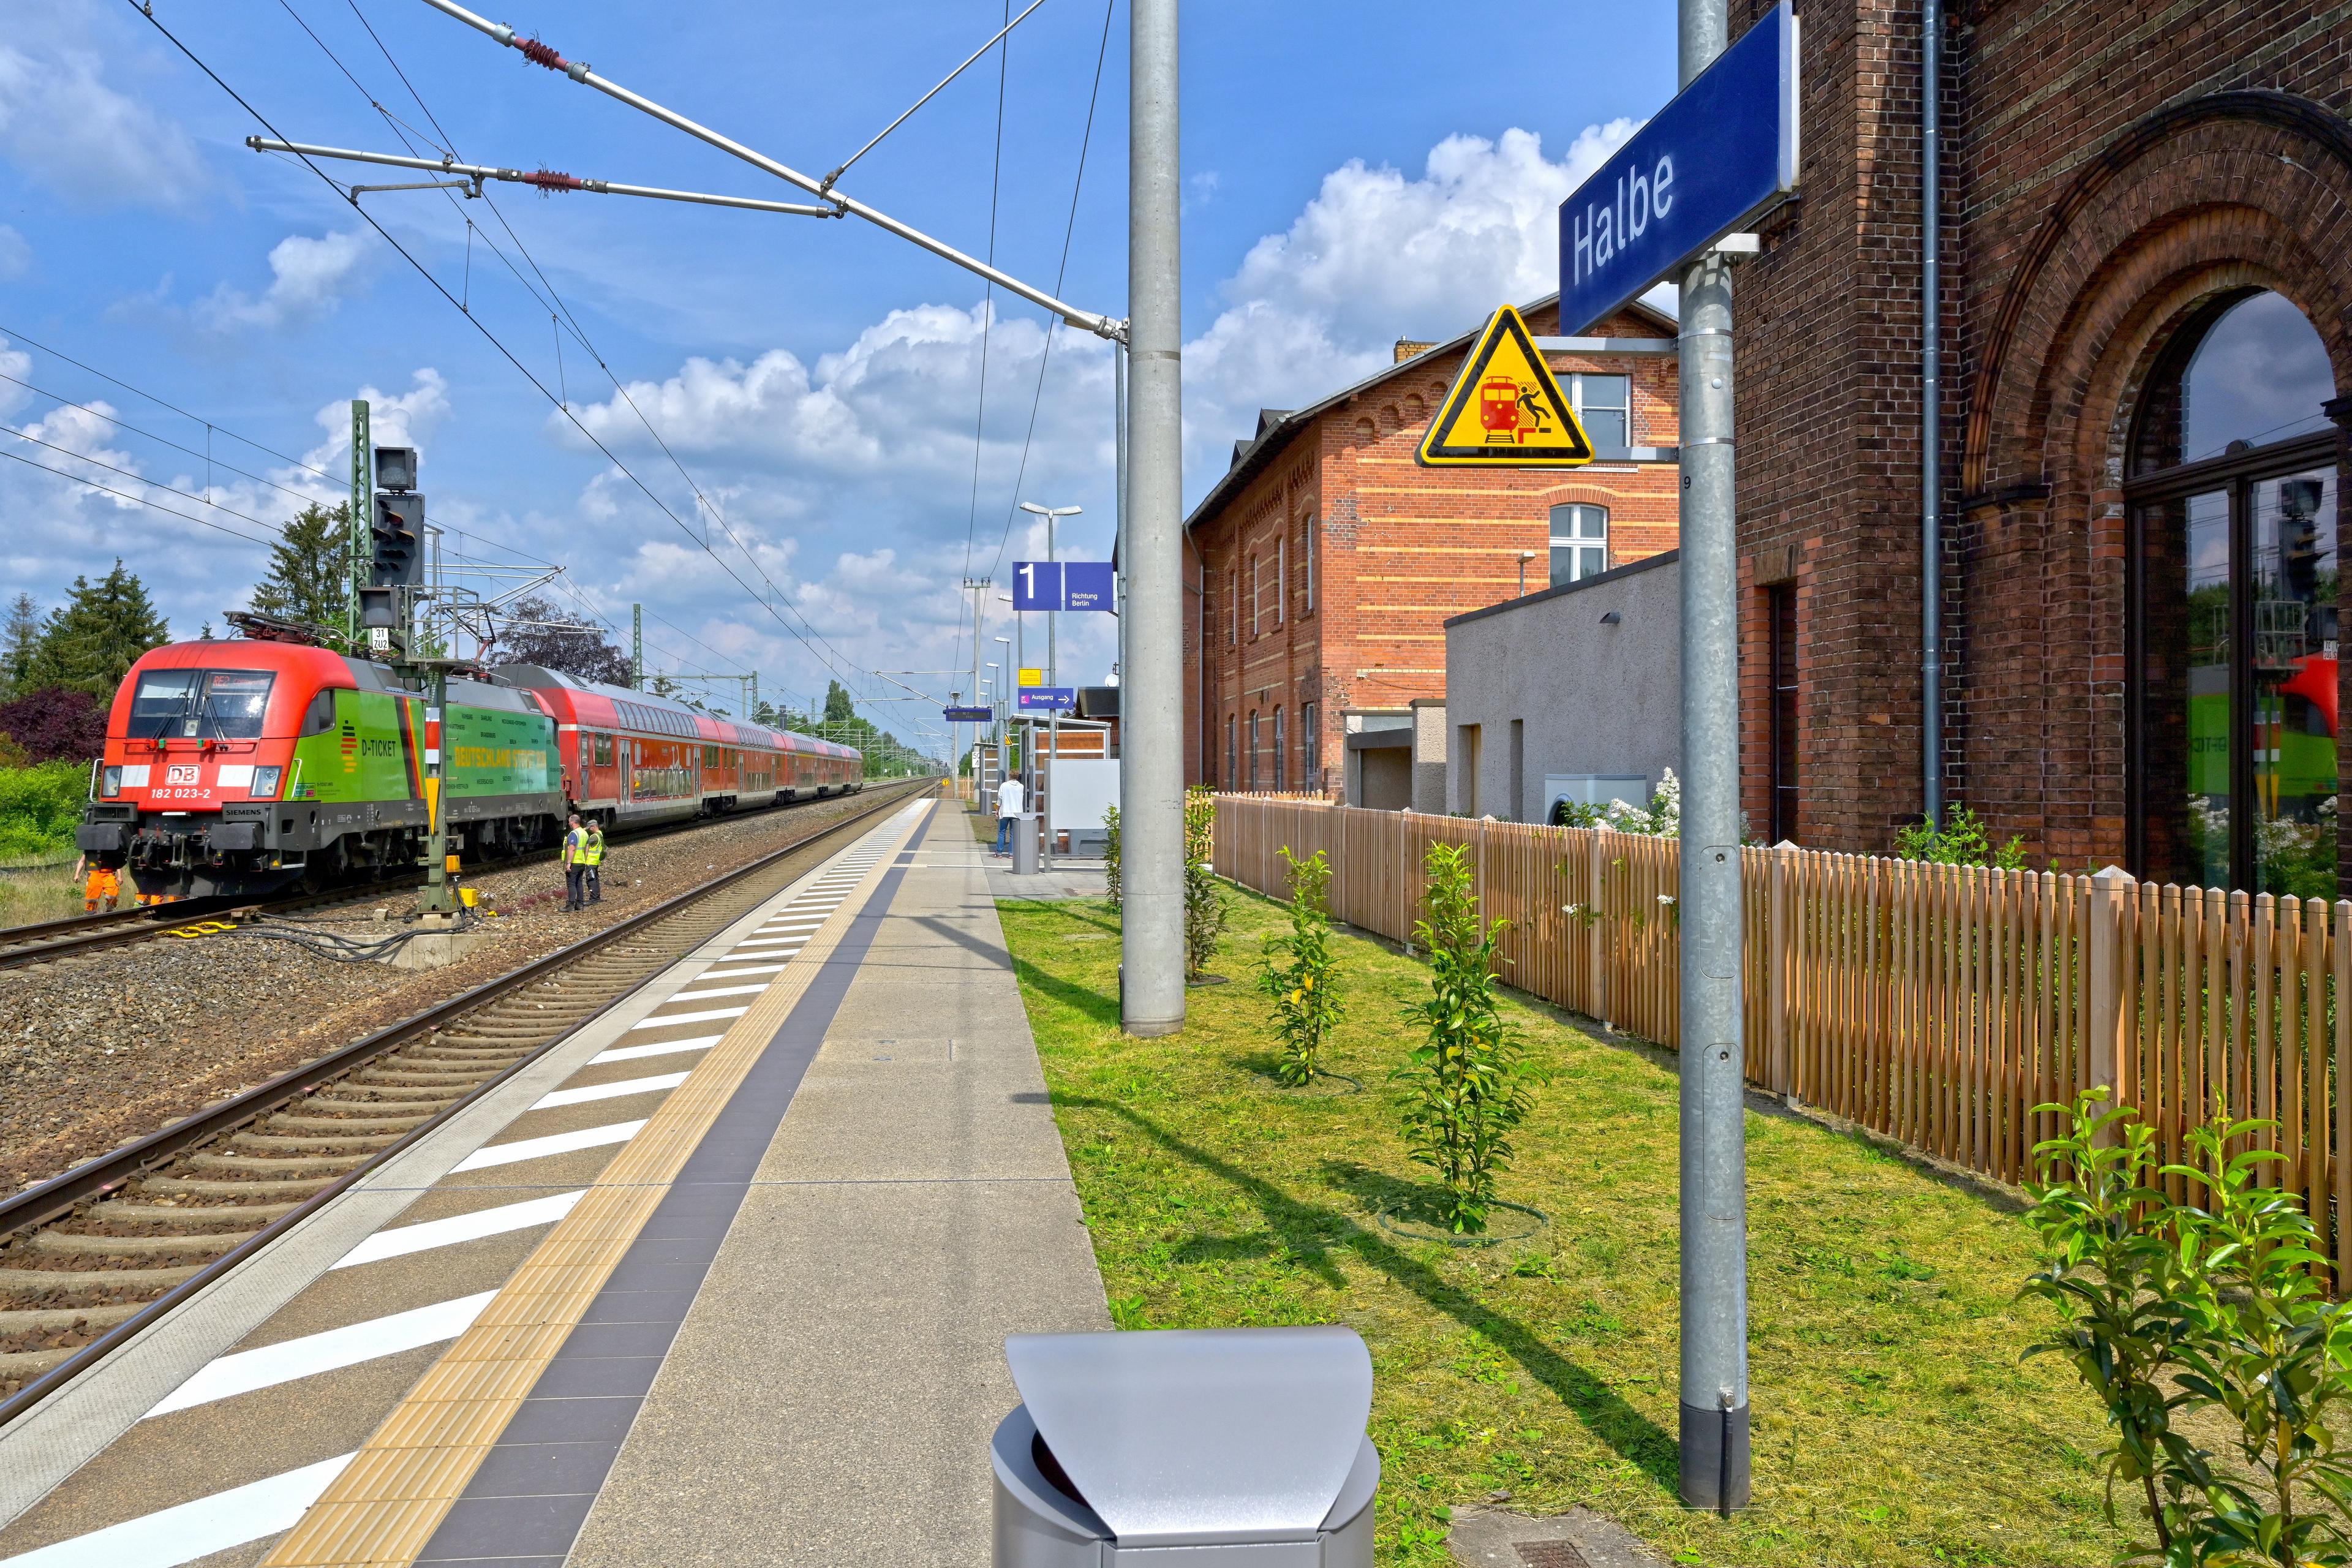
<box><xmin>372</xmin><ymin>492</ymin><xmax>425</xmax><ymax>590</ymax></box>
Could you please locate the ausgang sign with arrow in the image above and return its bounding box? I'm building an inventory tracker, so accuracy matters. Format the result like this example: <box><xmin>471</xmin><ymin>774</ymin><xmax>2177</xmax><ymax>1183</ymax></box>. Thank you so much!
<box><xmin>1415</xmin><ymin>304</ymin><xmax>1594</xmax><ymax>467</ymax></box>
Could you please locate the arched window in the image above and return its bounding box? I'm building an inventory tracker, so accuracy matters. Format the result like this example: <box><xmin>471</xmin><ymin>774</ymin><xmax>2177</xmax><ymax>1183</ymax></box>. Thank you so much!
<box><xmin>1273</xmin><ymin>706</ymin><xmax>1286</xmax><ymax>791</ymax></box>
<box><xmin>1248</xmin><ymin>710</ymin><xmax>1260</xmax><ymax>792</ymax></box>
<box><xmin>2128</xmin><ymin>289</ymin><xmax>2340</xmax><ymax>895</ymax></box>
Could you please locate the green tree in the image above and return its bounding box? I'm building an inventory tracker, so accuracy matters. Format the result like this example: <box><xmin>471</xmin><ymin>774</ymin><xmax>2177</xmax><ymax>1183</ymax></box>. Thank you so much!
<box><xmin>21</xmin><ymin>561</ymin><xmax>169</xmax><ymax>696</ymax></box>
<box><xmin>824</xmin><ymin>679</ymin><xmax>856</xmax><ymax>723</ymax></box>
<box><xmin>249</xmin><ymin>502</ymin><xmax>352</xmax><ymax>635</ymax></box>
<box><xmin>1257</xmin><ymin>846</ymin><xmax>1342</xmax><ymax>1086</ymax></box>
<box><xmin>0</xmin><ymin>592</ymin><xmax>38</xmax><ymax>699</ymax></box>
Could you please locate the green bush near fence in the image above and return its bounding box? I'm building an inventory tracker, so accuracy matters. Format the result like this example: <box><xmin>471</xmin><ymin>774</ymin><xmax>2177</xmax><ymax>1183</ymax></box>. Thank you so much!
<box><xmin>0</xmin><ymin>761</ymin><xmax>88</xmax><ymax>862</ymax></box>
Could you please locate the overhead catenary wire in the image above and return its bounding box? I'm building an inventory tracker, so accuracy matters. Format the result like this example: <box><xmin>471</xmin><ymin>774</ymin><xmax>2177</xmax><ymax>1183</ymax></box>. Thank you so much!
<box><xmin>820</xmin><ymin>0</ymin><xmax>1052</xmax><ymax>191</ymax></box>
<box><xmin>956</xmin><ymin>0</ymin><xmax>1013</xmax><ymax>681</ymax></box>
<box><xmin>0</xmin><ymin>320</ymin><xmax>342</xmax><ymax>484</ymax></box>
<box><xmin>287</xmin><ymin>1</ymin><xmax>879</xmax><ymax>704</ymax></box>
<box><xmin>0</xmin><ymin>446</ymin><xmax>279</xmax><ymax>549</ymax></box>
<box><xmin>141</xmin><ymin>5</ymin><xmax>874</xmax><ymax>707</ymax></box>
<box><xmin>982</xmin><ymin>0</ymin><xmax>1116</xmax><ymax>584</ymax></box>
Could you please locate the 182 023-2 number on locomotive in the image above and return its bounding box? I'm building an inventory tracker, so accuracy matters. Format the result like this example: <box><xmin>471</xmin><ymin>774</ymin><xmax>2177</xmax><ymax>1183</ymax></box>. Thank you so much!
<box><xmin>74</xmin><ymin>637</ymin><xmax>863</xmax><ymax>903</ymax></box>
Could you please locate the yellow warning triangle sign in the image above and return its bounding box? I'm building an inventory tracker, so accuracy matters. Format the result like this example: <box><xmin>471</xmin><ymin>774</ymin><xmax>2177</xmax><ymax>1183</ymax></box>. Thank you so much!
<box><xmin>1417</xmin><ymin>304</ymin><xmax>1594</xmax><ymax>467</ymax></box>
<box><xmin>423</xmin><ymin>775</ymin><xmax>442</xmax><ymax>834</ymax></box>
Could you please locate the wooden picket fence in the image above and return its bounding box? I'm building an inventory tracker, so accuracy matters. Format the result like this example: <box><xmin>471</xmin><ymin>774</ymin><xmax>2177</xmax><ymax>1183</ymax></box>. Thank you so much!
<box><xmin>1212</xmin><ymin>793</ymin><xmax>2352</xmax><ymax>1277</ymax></box>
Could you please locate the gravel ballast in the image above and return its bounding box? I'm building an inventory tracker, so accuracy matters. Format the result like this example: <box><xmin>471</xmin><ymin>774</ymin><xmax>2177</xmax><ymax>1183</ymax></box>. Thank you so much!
<box><xmin>0</xmin><ymin>790</ymin><xmax>919</xmax><ymax>1194</ymax></box>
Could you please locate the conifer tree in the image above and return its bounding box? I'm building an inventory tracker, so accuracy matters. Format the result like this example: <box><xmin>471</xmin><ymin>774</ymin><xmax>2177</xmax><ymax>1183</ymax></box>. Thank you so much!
<box><xmin>21</xmin><ymin>561</ymin><xmax>169</xmax><ymax>696</ymax></box>
<box><xmin>0</xmin><ymin>592</ymin><xmax>38</xmax><ymax>699</ymax></box>
<box><xmin>249</xmin><ymin>502</ymin><xmax>352</xmax><ymax>635</ymax></box>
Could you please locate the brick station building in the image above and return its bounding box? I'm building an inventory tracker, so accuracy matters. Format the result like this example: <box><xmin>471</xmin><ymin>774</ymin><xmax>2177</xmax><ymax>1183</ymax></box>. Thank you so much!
<box><xmin>1182</xmin><ymin>296</ymin><xmax>1682</xmax><ymax>794</ymax></box>
<box><xmin>1739</xmin><ymin>0</ymin><xmax>2352</xmax><ymax>897</ymax></box>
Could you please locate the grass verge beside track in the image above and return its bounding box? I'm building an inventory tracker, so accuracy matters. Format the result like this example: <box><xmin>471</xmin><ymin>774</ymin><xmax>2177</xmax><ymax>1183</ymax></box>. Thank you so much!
<box><xmin>999</xmin><ymin>884</ymin><xmax>2125</xmax><ymax>1568</ymax></box>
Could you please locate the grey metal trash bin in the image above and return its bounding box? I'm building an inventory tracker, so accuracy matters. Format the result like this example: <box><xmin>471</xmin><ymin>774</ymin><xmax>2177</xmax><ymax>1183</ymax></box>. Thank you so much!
<box><xmin>991</xmin><ymin>1325</ymin><xmax>1379</xmax><ymax>1566</ymax></box>
<box><xmin>1012</xmin><ymin>813</ymin><xmax>1041</xmax><ymax>875</ymax></box>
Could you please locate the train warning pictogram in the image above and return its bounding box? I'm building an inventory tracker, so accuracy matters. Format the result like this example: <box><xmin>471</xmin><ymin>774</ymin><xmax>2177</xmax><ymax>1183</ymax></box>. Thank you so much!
<box><xmin>1416</xmin><ymin>304</ymin><xmax>1595</xmax><ymax>467</ymax></box>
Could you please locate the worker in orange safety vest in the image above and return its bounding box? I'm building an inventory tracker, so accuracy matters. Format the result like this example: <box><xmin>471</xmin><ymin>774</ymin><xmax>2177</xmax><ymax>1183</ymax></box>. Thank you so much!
<box><xmin>83</xmin><ymin>862</ymin><xmax>121</xmax><ymax>913</ymax></box>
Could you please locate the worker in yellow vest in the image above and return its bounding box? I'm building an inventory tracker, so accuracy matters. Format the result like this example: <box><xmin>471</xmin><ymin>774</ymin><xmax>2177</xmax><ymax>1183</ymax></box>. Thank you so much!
<box><xmin>582</xmin><ymin>819</ymin><xmax>606</xmax><ymax>905</ymax></box>
<box><xmin>561</xmin><ymin>814</ymin><xmax>589</xmax><ymax>911</ymax></box>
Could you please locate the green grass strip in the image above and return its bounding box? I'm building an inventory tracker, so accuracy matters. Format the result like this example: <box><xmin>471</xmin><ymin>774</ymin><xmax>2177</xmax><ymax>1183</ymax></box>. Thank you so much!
<box><xmin>1000</xmin><ymin>885</ymin><xmax>2127</xmax><ymax>1567</ymax></box>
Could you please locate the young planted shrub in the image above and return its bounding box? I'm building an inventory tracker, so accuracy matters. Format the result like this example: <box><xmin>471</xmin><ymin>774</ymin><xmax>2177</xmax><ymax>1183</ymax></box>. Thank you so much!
<box><xmin>1395</xmin><ymin>841</ymin><xmax>1546</xmax><ymax>1233</ymax></box>
<box><xmin>1102</xmin><ymin>804</ymin><xmax>1121</xmax><ymax>908</ymax></box>
<box><xmin>1183</xmin><ymin>785</ymin><xmax>1228</xmax><ymax>980</ymax></box>
<box><xmin>1894</xmin><ymin>801</ymin><xmax>2025</xmax><ymax>869</ymax></box>
<box><xmin>1257</xmin><ymin>846</ymin><xmax>1342</xmax><ymax>1086</ymax></box>
<box><xmin>2023</xmin><ymin>1092</ymin><xmax>2352</xmax><ymax>1565</ymax></box>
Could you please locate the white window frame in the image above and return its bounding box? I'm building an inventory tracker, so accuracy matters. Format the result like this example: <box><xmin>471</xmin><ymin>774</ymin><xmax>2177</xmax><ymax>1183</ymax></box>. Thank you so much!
<box><xmin>1273</xmin><ymin>706</ymin><xmax>1286</xmax><ymax>790</ymax></box>
<box><xmin>1275</xmin><ymin>537</ymin><xmax>1286</xmax><ymax>626</ymax></box>
<box><xmin>1549</xmin><ymin>503</ymin><xmax>1610</xmax><ymax>585</ymax></box>
<box><xmin>1569</xmin><ymin>372</ymin><xmax>1633</xmax><ymax>452</ymax></box>
<box><xmin>1305</xmin><ymin>518</ymin><xmax>1317</xmax><ymax>612</ymax></box>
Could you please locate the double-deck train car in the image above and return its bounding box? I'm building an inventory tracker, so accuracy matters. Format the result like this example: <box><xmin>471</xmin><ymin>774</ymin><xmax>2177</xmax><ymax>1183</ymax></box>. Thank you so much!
<box><xmin>77</xmin><ymin>639</ymin><xmax>862</xmax><ymax>900</ymax></box>
<box><xmin>491</xmin><ymin>665</ymin><xmax>861</xmax><ymax>831</ymax></box>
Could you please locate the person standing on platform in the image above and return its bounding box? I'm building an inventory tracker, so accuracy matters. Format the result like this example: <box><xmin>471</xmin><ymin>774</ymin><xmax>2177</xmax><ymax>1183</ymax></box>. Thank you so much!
<box><xmin>561</xmin><ymin>813</ymin><xmax>589</xmax><ymax>911</ymax></box>
<box><xmin>994</xmin><ymin>774</ymin><xmax>1025</xmax><ymax>856</ymax></box>
<box><xmin>583</xmin><ymin>818</ymin><xmax>606</xmax><ymax>904</ymax></box>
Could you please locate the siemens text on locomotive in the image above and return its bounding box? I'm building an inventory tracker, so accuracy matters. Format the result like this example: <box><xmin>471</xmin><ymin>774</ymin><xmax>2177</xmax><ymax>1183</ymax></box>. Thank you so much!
<box><xmin>74</xmin><ymin>638</ymin><xmax>862</xmax><ymax>901</ymax></box>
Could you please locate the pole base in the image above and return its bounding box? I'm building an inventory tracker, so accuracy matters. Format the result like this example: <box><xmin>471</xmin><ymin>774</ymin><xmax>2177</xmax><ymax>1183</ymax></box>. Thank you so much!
<box><xmin>1678</xmin><ymin>1399</ymin><xmax>1751</xmax><ymax>1513</ymax></box>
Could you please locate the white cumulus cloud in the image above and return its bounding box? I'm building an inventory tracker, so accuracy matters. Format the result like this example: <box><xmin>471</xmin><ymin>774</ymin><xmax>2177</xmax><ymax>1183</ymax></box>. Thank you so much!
<box><xmin>200</xmin><ymin>231</ymin><xmax>374</xmax><ymax>332</ymax></box>
<box><xmin>0</xmin><ymin>32</ymin><xmax>205</xmax><ymax>209</ymax></box>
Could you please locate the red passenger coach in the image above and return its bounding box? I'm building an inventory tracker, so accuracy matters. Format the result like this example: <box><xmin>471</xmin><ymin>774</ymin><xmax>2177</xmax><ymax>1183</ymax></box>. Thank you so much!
<box><xmin>492</xmin><ymin>666</ymin><xmax>862</xmax><ymax>827</ymax></box>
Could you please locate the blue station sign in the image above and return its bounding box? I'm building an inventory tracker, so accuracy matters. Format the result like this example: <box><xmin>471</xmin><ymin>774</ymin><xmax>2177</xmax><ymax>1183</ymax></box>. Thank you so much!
<box><xmin>1017</xmin><ymin>687</ymin><xmax>1076</xmax><ymax>713</ymax></box>
<box><xmin>1556</xmin><ymin>1</ymin><xmax>1799</xmax><ymax>334</ymax></box>
<box><xmin>1012</xmin><ymin>561</ymin><xmax>1117</xmax><ymax>612</ymax></box>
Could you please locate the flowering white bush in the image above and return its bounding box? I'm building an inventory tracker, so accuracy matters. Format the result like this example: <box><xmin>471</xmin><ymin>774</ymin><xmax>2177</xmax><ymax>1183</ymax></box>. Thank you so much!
<box><xmin>1602</xmin><ymin>768</ymin><xmax>1680</xmax><ymax>837</ymax></box>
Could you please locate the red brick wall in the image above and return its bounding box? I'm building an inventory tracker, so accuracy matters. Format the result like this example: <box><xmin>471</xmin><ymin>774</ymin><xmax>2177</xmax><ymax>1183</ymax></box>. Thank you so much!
<box><xmin>1185</xmin><ymin>302</ymin><xmax>1683</xmax><ymax>794</ymax></box>
<box><xmin>1733</xmin><ymin>0</ymin><xmax>2352</xmax><ymax>869</ymax></box>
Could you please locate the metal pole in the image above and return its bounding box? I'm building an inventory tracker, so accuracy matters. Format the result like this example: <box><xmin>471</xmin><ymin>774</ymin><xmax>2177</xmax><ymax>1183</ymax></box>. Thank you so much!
<box><xmin>348</xmin><ymin>400</ymin><xmax>371</xmax><ymax>652</ymax></box>
<box><xmin>1920</xmin><ymin>0</ymin><xmax>1943</xmax><ymax>829</ymax></box>
<box><xmin>631</xmin><ymin>603</ymin><xmax>643</xmax><ymax>689</ymax></box>
<box><xmin>1676</xmin><ymin>0</ymin><xmax>1751</xmax><ymax>1515</ymax></box>
<box><xmin>421</xmin><ymin>666</ymin><xmax>456</xmax><ymax>915</ymax></box>
<box><xmin>1047</xmin><ymin>510</ymin><xmax>1058</xmax><ymax>692</ymax></box>
<box><xmin>1123</xmin><ymin>0</ymin><xmax>1184</xmax><ymax>1036</ymax></box>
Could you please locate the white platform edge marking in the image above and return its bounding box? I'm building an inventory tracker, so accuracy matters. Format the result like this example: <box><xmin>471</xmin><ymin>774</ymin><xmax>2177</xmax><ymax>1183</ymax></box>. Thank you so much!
<box><xmin>0</xmin><ymin>1450</ymin><xmax>355</xmax><ymax>1567</ymax></box>
<box><xmin>624</xmin><ymin>1005</ymin><xmax>748</xmax><ymax>1031</ymax></box>
<box><xmin>448</xmin><ymin>1119</ymin><xmax>647</xmax><ymax>1172</ymax></box>
<box><xmin>330</xmin><ymin>1191</ymin><xmax>586</xmax><ymax>1270</ymax></box>
<box><xmin>588</xmin><ymin>1037</ymin><xmax>722</xmax><ymax>1067</ymax></box>
<box><xmin>529</xmin><ymin>1071</ymin><xmax>692</xmax><ymax>1111</ymax></box>
<box><xmin>143</xmin><ymin>1292</ymin><xmax>496</xmax><ymax>1420</ymax></box>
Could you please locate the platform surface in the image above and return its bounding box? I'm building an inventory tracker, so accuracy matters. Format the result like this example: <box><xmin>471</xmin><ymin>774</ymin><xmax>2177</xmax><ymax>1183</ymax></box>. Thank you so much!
<box><xmin>0</xmin><ymin>796</ymin><xmax>1107</xmax><ymax>1567</ymax></box>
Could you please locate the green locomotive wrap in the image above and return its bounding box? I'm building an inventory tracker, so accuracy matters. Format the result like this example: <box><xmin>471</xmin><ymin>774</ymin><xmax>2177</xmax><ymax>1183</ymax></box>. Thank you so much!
<box><xmin>283</xmin><ymin>687</ymin><xmax>559</xmax><ymax>804</ymax></box>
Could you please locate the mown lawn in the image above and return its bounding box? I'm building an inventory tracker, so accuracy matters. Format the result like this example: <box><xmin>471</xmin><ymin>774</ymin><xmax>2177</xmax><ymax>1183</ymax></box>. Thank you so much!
<box><xmin>1000</xmin><ymin>884</ymin><xmax>2127</xmax><ymax>1567</ymax></box>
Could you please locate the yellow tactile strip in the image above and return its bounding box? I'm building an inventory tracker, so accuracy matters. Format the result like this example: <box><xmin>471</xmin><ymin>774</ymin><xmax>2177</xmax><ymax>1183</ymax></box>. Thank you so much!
<box><xmin>260</xmin><ymin>804</ymin><xmax>929</xmax><ymax>1567</ymax></box>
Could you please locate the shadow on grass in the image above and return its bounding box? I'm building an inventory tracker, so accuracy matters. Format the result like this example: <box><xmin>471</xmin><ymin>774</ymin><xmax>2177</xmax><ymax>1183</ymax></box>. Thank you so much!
<box><xmin>1005</xmin><ymin>947</ymin><xmax>1121</xmax><ymax>1030</ymax></box>
<box><xmin>1000</xmin><ymin>899</ymin><xmax>1124</xmax><ymax>937</ymax></box>
<box><xmin>1054</xmin><ymin>1091</ymin><xmax>1680</xmax><ymax>1493</ymax></box>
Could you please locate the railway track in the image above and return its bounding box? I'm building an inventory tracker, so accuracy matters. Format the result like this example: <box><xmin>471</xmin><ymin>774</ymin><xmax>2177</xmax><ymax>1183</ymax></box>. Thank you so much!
<box><xmin>0</xmin><ymin>780</ymin><xmax>933</xmax><ymax>1421</ymax></box>
<box><xmin>0</xmin><ymin>786</ymin><xmax>897</xmax><ymax>973</ymax></box>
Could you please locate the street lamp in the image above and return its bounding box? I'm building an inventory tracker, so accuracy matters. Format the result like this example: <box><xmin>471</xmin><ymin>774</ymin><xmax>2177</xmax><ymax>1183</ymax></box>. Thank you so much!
<box><xmin>1018</xmin><ymin>501</ymin><xmax>1083</xmax><ymax>688</ymax></box>
<box><xmin>1519</xmin><ymin>549</ymin><xmax>1539</xmax><ymax>597</ymax></box>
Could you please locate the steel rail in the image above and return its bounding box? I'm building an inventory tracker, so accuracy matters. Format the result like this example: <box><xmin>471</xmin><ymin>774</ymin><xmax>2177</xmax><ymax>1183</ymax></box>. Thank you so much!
<box><xmin>407</xmin><ymin>0</ymin><xmax>1125</xmax><ymax>341</ymax></box>
<box><xmin>0</xmin><ymin>781</ymin><xmax>932</xmax><ymax>1430</ymax></box>
<box><xmin>246</xmin><ymin>137</ymin><xmax>840</xmax><ymax>217</ymax></box>
<box><xmin>0</xmin><ymin>785</ymin><xmax>904</xmax><ymax>972</ymax></box>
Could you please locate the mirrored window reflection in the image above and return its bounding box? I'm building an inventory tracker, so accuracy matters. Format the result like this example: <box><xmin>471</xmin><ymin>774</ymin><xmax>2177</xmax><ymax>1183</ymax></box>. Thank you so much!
<box><xmin>2128</xmin><ymin>288</ymin><xmax>2340</xmax><ymax>894</ymax></box>
<box><xmin>2252</xmin><ymin>469</ymin><xmax>2340</xmax><ymax>897</ymax></box>
<box><xmin>2182</xmin><ymin>293</ymin><xmax>2336</xmax><ymax>465</ymax></box>
<box><xmin>2139</xmin><ymin>491</ymin><xmax>2233</xmax><ymax>891</ymax></box>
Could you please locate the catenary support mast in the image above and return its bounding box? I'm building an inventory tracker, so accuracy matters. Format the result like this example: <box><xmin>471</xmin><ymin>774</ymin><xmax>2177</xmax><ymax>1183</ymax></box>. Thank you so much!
<box><xmin>1676</xmin><ymin>0</ymin><xmax>1753</xmax><ymax>1515</ymax></box>
<box><xmin>1122</xmin><ymin>0</ymin><xmax>1184</xmax><ymax>1036</ymax></box>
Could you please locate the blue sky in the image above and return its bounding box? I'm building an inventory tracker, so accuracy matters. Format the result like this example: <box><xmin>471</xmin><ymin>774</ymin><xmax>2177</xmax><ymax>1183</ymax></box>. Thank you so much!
<box><xmin>0</xmin><ymin>1</ymin><xmax>1674</xmax><ymax>745</ymax></box>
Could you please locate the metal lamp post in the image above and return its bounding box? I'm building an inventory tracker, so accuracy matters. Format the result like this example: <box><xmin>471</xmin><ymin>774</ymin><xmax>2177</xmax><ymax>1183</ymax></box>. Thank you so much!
<box><xmin>1019</xmin><ymin>502</ymin><xmax>1083</xmax><ymax>689</ymax></box>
